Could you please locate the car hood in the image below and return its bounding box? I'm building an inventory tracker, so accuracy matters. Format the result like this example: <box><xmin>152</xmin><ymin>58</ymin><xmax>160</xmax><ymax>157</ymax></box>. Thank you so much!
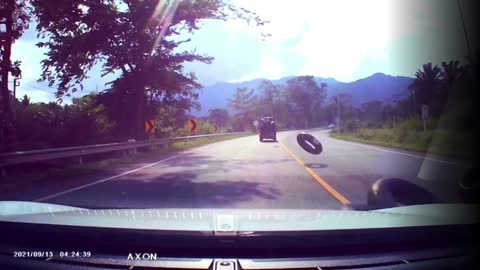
<box><xmin>0</xmin><ymin>201</ymin><xmax>478</xmax><ymax>232</ymax></box>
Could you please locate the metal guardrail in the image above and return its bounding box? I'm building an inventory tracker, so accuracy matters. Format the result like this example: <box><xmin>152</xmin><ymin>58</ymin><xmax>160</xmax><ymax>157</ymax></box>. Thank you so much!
<box><xmin>0</xmin><ymin>132</ymin><xmax>250</xmax><ymax>168</ymax></box>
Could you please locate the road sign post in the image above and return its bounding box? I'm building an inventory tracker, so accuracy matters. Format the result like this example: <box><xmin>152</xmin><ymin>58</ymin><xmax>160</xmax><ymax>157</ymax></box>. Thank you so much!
<box><xmin>145</xmin><ymin>120</ymin><xmax>156</xmax><ymax>140</ymax></box>
<box><xmin>253</xmin><ymin>120</ymin><xmax>259</xmax><ymax>133</ymax></box>
<box><xmin>421</xmin><ymin>104</ymin><xmax>429</xmax><ymax>133</ymax></box>
<box><xmin>187</xmin><ymin>118</ymin><xmax>199</xmax><ymax>134</ymax></box>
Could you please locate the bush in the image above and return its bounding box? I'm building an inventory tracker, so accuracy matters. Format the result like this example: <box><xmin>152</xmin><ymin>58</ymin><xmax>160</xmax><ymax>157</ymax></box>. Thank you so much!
<box><xmin>343</xmin><ymin>119</ymin><xmax>362</xmax><ymax>132</ymax></box>
<box><xmin>335</xmin><ymin>116</ymin><xmax>473</xmax><ymax>158</ymax></box>
<box><xmin>395</xmin><ymin>117</ymin><xmax>421</xmax><ymax>131</ymax></box>
<box><xmin>428</xmin><ymin>129</ymin><xmax>473</xmax><ymax>157</ymax></box>
<box><xmin>376</xmin><ymin>128</ymin><xmax>395</xmax><ymax>142</ymax></box>
<box><xmin>198</xmin><ymin>122</ymin><xmax>214</xmax><ymax>134</ymax></box>
<box><xmin>365</xmin><ymin>121</ymin><xmax>382</xmax><ymax>129</ymax></box>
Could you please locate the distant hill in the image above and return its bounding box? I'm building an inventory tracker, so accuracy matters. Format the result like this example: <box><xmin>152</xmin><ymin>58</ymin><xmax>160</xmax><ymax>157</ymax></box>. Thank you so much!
<box><xmin>194</xmin><ymin>73</ymin><xmax>413</xmax><ymax>116</ymax></box>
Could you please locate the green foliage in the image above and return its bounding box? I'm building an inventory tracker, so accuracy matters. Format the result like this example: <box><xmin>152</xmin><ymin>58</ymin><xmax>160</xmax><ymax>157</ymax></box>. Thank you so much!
<box><xmin>0</xmin><ymin>1</ymin><xmax>32</xmax><ymax>150</ymax></box>
<box><xmin>31</xmin><ymin>0</ymin><xmax>266</xmax><ymax>139</ymax></box>
<box><xmin>196</xmin><ymin>121</ymin><xmax>215</xmax><ymax>134</ymax></box>
<box><xmin>360</xmin><ymin>100</ymin><xmax>383</xmax><ymax>122</ymax></box>
<box><xmin>13</xmin><ymin>93</ymin><xmax>116</xmax><ymax>150</ymax></box>
<box><xmin>228</xmin><ymin>87</ymin><xmax>257</xmax><ymax>113</ymax></box>
<box><xmin>334</xmin><ymin>115</ymin><xmax>472</xmax><ymax>159</ymax></box>
<box><xmin>208</xmin><ymin>108</ymin><xmax>229</xmax><ymax>127</ymax></box>
<box><xmin>284</xmin><ymin>76</ymin><xmax>327</xmax><ymax>128</ymax></box>
<box><xmin>343</xmin><ymin>119</ymin><xmax>362</xmax><ymax>132</ymax></box>
<box><xmin>230</xmin><ymin>114</ymin><xmax>255</xmax><ymax>132</ymax></box>
<box><xmin>171</xmin><ymin>119</ymin><xmax>230</xmax><ymax>137</ymax></box>
<box><xmin>226</xmin><ymin>77</ymin><xmax>328</xmax><ymax>130</ymax></box>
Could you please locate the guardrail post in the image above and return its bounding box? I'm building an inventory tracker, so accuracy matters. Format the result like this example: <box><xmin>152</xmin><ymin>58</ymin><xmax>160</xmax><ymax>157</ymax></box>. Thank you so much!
<box><xmin>79</xmin><ymin>149</ymin><xmax>86</xmax><ymax>165</ymax></box>
<box><xmin>127</xmin><ymin>139</ymin><xmax>137</xmax><ymax>155</ymax></box>
<box><xmin>149</xmin><ymin>139</ymin><xmax>155</xmax><ymax>152</ymax></box>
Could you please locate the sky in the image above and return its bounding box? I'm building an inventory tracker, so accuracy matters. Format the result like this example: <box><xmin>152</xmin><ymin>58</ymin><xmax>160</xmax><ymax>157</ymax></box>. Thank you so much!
<box><xmin>10</xmin><ymin>0</ymin><xmax>475</xmax><ymax>103</ymax></box>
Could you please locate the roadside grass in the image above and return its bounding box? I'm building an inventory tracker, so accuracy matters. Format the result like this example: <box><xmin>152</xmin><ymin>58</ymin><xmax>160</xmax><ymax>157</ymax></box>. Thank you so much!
<box><xmin>330</xmin><ymin>118</ymin><xmax>473</xmax><ymax>159</ymax></box>
<box><xmin>0</xmin><ymin>134</ymin><xmax>250</xmax><ymax>193</ymax></box>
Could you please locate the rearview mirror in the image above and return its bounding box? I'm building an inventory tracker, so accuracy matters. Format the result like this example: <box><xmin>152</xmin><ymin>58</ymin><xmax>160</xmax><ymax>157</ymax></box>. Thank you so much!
<box><xmin>296</xmin><ymin>133</ymin><xmax>323</xmax><ymax>155</ymax></box>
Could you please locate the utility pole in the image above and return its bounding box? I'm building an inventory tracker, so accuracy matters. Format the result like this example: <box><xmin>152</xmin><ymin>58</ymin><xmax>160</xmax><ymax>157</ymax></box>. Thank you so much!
<box><xmin>0</xmin><ymin>0</ymin><xmax>16</xmax><ymax>150</ymax></box>
<box><xmin>412</xmin><ymin>90</ymin><xmax>417</xmax><ymax>118</ymax></box>
<box><xmin>12</xmin><ymin>74</ymin><xmax>20</xmax><ymax>120</ymax></box>
<box><xmin>334</xmin><ymin>96</ymin><xmax>341</xmax><ymax>131</ymax></box>
<box><xmin>456</xmin><ymin>0</ymin><xmax>473</xmax><ymax>60</ymax></box>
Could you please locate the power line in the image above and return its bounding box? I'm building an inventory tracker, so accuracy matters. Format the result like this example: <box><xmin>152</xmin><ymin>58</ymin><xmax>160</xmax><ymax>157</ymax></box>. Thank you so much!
<box><xmin>25</xmin><ymin>83</ymin><xmax>57</xmax><ymax>94</ymax></box>
<box><xmin>456</xmin><ymin>0</ymin><xmax>473</xmax><ymax>60</ymax></box>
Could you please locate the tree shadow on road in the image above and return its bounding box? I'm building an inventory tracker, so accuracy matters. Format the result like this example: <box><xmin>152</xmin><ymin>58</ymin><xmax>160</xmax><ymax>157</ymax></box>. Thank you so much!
<box><xmin>159</xmin><ymin>153</ymin><xmax>293</xmax><ymax>174</ymax></box>
<box><xmin>50</xmin><ymin>172</ymin><xmax>282</xmax><ymax>209</ymax></box>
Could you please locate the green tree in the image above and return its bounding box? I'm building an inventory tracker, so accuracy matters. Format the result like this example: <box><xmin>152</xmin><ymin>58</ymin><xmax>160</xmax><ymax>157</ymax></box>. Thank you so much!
<box><xmin>70</xmin><ymin>93</ymin><xmax>115</xmax><ymax>141</ymax></box>
<box><xmin>441</xmin><ymin>60</ymin><xmax>465</xmax><ymax>87</ymax></box>
<box><xmin>208</xmin><ymin>108</ymin><xmax>229</xmax><ymax>127</ymax></box>
<box><xmin>31</xmin><ymin>0</ymin><xmax>266</xmax><ymax>140</ymax></box>
<box><xmin>317</xmin><ymin>102</ymin><xmax>337</xmax><ymax>125</ymax></box>
<box><xmin>360</xmin><ymin>100</ymin><xmax>383</xmax><ymax>123</ymax></box>
<box><xmin>228</xmin><ymin>87</ymin><xmax>257</xmax><ymax>114</ymax></box>
<box><xmin>13</xmin><ymin>92</ymin><xmax>116</xmax><ymax>149</ymax></box>
<box><xmin>284</xmin><ymin>76</ymin><xmax>326</xmax><ymax>128</ymax></box>
<box><xmin>409</xmin><ymin>63</ymin><xmax>442</xmax><ymax>115</ymax></box>
<box><xmin>257</xmin><ymin>80</ymin><xmax>280</xmax><ymax>116</ymax></box>
<box><xmin>438</xmin><ymin>60</ymin><xmax>467</xmax><ymax>112</ymax></box>
<box><xmin>313</xmin><ymin>82</ymin><xmax>328</xmax><ymax>125</ymax></box>
<box><xmin>20</xmin><ymin>94</ymin><xmax>30</xmax><ymax>108</ymax></box>
<box><xmin>0</xmin><ymin>0</ymin><xmax>31</xmax><ymax>151</ymax></box>
<box><xmin>332</xmin><ymin>93</ymin><xmax>355</xmax><ymax>129</ymax></box>
<box><xmin>227</xmin><ymin>87</ymin><xmax>257</xmax><ymax>131</ymax></box>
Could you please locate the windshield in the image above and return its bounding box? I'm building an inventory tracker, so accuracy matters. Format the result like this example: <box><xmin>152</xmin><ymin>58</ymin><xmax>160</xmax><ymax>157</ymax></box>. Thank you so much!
<box><xmin>0</xmin><ymin>0</ymin><xmax>478</xmax><ymax>222</ymax></box>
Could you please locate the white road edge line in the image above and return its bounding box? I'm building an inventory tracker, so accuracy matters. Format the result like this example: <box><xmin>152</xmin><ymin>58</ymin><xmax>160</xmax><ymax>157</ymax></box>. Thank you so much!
<box><xmin>336</xmin><ymin>139</ymin><xmax>457</xmax><ymax>165</ymax></box>
<box><xmin>34</xmin><ymin>153</ymin><xmax>186</xmax><ymax>202</ymax></box>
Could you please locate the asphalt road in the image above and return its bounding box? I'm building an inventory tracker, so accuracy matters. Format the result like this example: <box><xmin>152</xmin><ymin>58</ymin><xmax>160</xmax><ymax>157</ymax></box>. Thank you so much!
<box><xmin>1</xmin><ymin>129</ymin><xmax>471</xmax><ymax>209</ymax></box>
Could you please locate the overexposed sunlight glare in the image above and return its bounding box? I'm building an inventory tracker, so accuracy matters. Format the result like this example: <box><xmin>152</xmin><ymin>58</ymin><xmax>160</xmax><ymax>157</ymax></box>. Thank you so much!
<box><xmin>229</xmin><ymin>0</ymin><xmax>393</xmax><ymax>82</ymax></box>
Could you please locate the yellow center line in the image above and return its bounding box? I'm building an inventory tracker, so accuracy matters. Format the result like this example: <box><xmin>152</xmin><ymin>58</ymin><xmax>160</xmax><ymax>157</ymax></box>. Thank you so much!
<box><xmin>279</xmin><ymin>142</ymin><xmax>351</xmax><ymax>205</ymax></box>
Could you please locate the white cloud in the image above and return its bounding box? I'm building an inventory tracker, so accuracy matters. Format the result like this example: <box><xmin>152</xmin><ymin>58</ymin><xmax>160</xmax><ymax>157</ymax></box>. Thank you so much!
<box><xmin>10</xmin><ymin>39</ymin><xmax>57</xmax><ymax>103</ymax></box>
<box><xmin>11</xmin><ymin>0</ymin><xmax>466</xmax><ymax>101</ymax></box>
<box><xmin>16</xmin><ymin>89</ymin><xmax>54</xmax><ymax>103</ymax></box>
<box><xmin>11</xmin><ymin>40</ymin><xmax>46</xmax><ymax>85</ymax></box>
<box><xmin>230</xmin><ymin>0</ymin><xmax>394</xmax><ymax>82</ymax></box>
<box><xmin>12</xmin><ymin>33</ymin><xmax>119</xmax><ymax>103</ymax></box>
<box><xmin>223</xmin><ymin>0</ymin><xmax>462</xmax><ymax>83</ymax></box>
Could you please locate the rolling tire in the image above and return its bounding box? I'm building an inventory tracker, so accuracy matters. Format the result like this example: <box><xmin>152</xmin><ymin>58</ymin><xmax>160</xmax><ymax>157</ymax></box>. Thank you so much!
<box><xmin>297</xmin><ymin>133</ymin><xmax>322</xmax><ymax>155</ymax></box>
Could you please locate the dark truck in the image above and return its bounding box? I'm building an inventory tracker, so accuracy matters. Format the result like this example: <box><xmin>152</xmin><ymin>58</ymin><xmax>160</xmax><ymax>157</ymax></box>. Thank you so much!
<box><xmin>258</xmin><ymin>117</ymin><xmax>277</xmax><ymax>142</ymax></box>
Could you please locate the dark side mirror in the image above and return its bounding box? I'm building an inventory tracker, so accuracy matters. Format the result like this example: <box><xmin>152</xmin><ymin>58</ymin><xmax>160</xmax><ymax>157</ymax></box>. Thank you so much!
<box><xmin>367</xmin><ymin>178</ymin><xmax>442</xmax><ymax>208</ymax></box>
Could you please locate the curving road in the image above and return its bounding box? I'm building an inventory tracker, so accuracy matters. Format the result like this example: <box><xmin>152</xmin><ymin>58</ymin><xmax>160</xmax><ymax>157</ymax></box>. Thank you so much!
<box><xmin>1</xmin><ymin>129</ymin><xmax>471</xmax><ymax>209</ymax></box>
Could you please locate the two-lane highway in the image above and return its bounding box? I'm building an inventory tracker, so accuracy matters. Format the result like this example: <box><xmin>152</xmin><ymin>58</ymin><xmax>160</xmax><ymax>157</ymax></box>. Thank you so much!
<box><xmin>1</xmin><ymin>129</ymin><xmax>470</xmax><ymax>209</ymax></box>
<box><xmin>280</xmin><ymin>129</ymin><xmax>470</xmax><ymax>205</ymax></box>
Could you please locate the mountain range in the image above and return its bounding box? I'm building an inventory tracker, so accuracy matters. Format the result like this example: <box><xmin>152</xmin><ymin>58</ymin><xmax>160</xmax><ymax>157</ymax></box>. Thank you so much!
<box><xmin>194</xmin><ymin>73</ymin><xmax>414</xmax><ymax>116</ymax></box>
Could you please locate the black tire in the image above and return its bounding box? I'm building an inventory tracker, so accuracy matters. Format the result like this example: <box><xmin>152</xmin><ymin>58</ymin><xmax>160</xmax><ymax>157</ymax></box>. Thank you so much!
<box><xmin>297</xmin><ymin>133</ymin><xmax>322</xmax><ymax>155</ymax></box>
<box><xmin>273</xmin><ymin>135</ymin><xmax>277</xmax><ymax>141</ymax></box>
<box><xmin>259</xmin><ymin>137</ymin><xmax>263</xmax><ymax>142</ymax></box>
